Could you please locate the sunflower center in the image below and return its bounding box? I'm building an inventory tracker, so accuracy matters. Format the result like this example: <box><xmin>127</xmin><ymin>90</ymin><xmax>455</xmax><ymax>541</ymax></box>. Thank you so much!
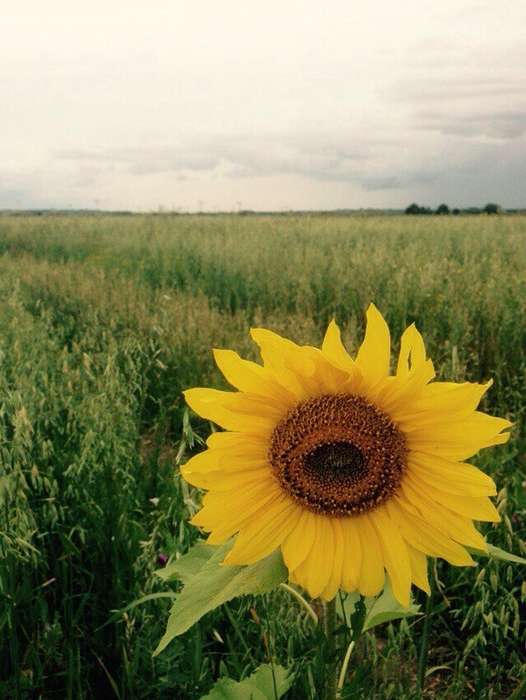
<box><xmin>269</xmin><ymin>393</ymin><xmax>406</xmax><ymax>516</ymax></box>
<box><xmin>304</xmin><ymin>442</ymin><xmax>367</xmax><ymax>483</ymax></box>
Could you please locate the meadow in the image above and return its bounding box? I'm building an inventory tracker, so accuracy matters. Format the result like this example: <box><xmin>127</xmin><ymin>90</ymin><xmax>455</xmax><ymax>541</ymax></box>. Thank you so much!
<box><xmin>0</xmin><ymin>212</ymin><xmax>524</xmax><ymax>699</ymax></box>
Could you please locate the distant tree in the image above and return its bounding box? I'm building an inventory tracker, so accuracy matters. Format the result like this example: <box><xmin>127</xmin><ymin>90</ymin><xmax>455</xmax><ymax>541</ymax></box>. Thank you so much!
<box><xmin>436</xmin><ymin>203</ymin><xmax>450</xmax><ymax>215</ymax></box>
<box><xmin>484</xmin><ymin>202</ymin><xmax>502</xmax><ymax>215</ymax></box>
<box><xmin>452</xmin><ymin>208</ymin><xmax>461</xmax><ymax>215</ymax></box>
<box><xmin>405</xmin><ymin>203</ymin><xmax>422</xmax><ymax>215</ymax></box>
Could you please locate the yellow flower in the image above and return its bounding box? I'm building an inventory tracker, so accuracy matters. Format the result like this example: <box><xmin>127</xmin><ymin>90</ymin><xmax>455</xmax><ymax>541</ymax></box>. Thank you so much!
<box><xmin>182</xmin><ymin>304</ymin><xmax>511</xmax><ymax>606</ymax></box>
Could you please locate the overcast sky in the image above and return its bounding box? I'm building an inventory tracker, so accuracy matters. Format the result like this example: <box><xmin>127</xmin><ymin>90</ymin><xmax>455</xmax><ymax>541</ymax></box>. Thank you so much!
<box><xmin>1</xmin><ymin>1</ymin><xmax>525</xmax><ymax>211</ymax></box>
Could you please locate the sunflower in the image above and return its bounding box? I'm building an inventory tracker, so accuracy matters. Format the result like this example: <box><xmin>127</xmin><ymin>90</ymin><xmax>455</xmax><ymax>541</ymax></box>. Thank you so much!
<box><xmin>182</xmin><ymin>305</ymin><xmax>511</xmax><ymax>606</ymax></box>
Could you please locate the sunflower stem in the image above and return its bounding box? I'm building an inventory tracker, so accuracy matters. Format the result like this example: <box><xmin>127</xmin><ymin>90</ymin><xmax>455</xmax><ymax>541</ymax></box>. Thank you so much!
<box><xmin>321</xmin><ymin>598</ymin><xmax>338</xmax><ymax>700</ymax></box>
<box><xmin>416</xmin><ymin>583</ymin><xmax>434</xmax><ymax>697</ymax></box>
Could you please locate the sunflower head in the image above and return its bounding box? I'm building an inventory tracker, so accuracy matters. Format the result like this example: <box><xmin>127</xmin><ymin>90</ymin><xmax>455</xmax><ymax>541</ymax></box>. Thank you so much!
<box><xmin>182</xmin><ymin>304</ymin><xmax>511</xmax><ymax>606</ymax></box>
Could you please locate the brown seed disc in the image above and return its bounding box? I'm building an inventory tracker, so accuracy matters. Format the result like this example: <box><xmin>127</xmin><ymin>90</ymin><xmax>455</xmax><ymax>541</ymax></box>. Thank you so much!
<box><xmin>268</xmin><ymin>394</ymin><xmax>406</xmax><ymax>516</ymax></box>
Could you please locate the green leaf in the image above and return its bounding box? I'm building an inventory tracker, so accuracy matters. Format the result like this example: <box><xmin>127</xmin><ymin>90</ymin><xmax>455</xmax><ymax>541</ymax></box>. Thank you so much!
<box><xmin>350</xmin><ymin>597</ymin><xmax>367</xmax><ymax>638</ymax></box>
<box><xmin>336</xmin><ymin>591</ymin><xmax>360</xmax><ymax>625</ymax></box>
<box><xmin>200</xmin><ymin>664</ymin><xmax>293</xmax><ymax>700</ymax></box>
<box><xmin>363</xmin><ymin>579</ymin><xmax>421</xmax><ymax>631</ymax></box>
<box><xmin>486</xmin><ymin>543</ymin><xmax>526</xmax><ymax>565</ymax></box>
<box><xmin>154</xmin><ymin>542</ymin><xmax>287</xmax><ymax>656</ymax></box>
<box><xmin>337</xmin><ymin>579</ymin><xmax>420</xmax><ymax>634</ymax></box>
<box><xmin>155</xmin><ymin>542</ymin><xmax>218</xmax><ymax>583</ymax></box>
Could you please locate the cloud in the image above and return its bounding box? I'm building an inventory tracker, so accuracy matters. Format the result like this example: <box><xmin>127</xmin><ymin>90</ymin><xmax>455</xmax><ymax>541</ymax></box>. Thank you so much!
<box><xmin>51</xmin><ymin>117</ymin><xmax>526</xmax><ymax>207</ymax></box>
<box><xmin>2</xmin><ymin>0</ymin><xmax>526</xmax><ymax>210</ymax></box>
<box><xmin>58</xmin><ymin>147</ymin><xmax>220</xmax><ymax>175</ymax></box>
<box><xmin>399</xmin><ymin>77</ymin><xmax>526</xmax><ymax>102</ymax></box>
<box><xmin>415</xmin><ymin>108</ymin><xmax>526</xmax><ymax>140</ymax></box>
<box><xmin>389</xmin><ymin>37</ymin><xmax>526</xmax><ymax>143</ymax></box>
<box><xmin>4</xmin><ymin>131</ymin><xmax>526</xmax><ymax>210</ymax></box>
<box><xmin>56</xmin><ymin>133</ymin><xmax>374</xmax><ymax>183</ymax></box>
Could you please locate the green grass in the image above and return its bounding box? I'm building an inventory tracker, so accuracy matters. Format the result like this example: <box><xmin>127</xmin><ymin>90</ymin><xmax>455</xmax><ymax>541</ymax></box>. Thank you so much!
<box><xmin>0</xmin><ymin>213</ymin><xmax>524</xmax><ymax>699</ymax></box>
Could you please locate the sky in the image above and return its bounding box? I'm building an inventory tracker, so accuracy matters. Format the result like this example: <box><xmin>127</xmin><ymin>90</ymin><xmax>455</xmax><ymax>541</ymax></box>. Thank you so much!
<box><xmin>1</xmin><ymin>1</ymin><xmax>525</xmax><ymax>211</ymax></box>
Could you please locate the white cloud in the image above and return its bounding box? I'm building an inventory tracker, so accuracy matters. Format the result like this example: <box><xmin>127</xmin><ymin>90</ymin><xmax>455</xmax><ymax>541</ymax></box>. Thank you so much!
<box><xmin>1</xmin><ymin>0</ymin><xmax>525</xmax><ymax>209</ymax></box>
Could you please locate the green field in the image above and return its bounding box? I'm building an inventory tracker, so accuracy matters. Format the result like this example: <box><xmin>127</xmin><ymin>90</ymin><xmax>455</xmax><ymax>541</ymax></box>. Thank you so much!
<box><xmin>0</xmin><ymin>213</ymin><xmax>525</xmax><ymax>699</ymax></box>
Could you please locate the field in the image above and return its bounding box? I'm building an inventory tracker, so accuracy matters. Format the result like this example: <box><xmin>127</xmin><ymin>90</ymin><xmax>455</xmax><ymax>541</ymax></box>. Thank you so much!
<box><xmin>0</xmin><ymin>213</ymin><xmax>525</xmax><ymax>699</ymax></box>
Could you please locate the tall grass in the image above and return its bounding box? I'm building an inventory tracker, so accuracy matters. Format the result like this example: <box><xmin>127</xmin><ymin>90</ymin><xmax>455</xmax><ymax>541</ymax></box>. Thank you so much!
<box><xmin>0</xmin><ymin>214</ymin><xmax>524</xmax><ymax>698</ymax></box>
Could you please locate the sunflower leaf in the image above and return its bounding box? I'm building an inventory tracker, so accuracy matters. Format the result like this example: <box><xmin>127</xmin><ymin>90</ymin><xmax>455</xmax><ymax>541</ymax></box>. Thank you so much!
<box><xmin>155</xmin><ymin>542</ymin><xmax>218</xmax><ymax>583</ymax></box>
<box><xmin>363</xmin><ymin>580</ymin><xmax>421</xmax><ymax>631</ymax></box>
<box><xmin>337</xmin><ymin>580</ymin><xmax>420</xmax><ymax>634</ymax></box>
<box><xmin>199</xmin><ymin>664</ymin><xmax>294</xmax><ymax>700</ymax></box>
<box><xmin>154</xmin><ymin>542</ymin><xmax>287</xmax><ymax>656</ymax></box>
<box><xmin>350</xmin><ymin>597</ymin><xmax>367</xmax><ymax>638</ymax></box>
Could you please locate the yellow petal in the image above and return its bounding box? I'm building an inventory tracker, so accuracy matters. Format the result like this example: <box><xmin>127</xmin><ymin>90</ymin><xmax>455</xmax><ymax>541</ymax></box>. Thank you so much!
<box><xmin>182</xmin><ymin>446</ymin><xmax>268</xmax><ymax>474</ymax></box>
<box><xmin>379</xmin><ymin>358</ymin><xmax>435</xmax><ymax>413</ymax></box>
<box><xmin>184</xmin><ymin>388</ymin><xmax>278</xmax><ymax>433</ymax></box>
<box><xmin>407</xmin><ymin>452</ymin><xmax>496</xmax><ymax>497</ymax></box>
<box><xmin>250</xmin><ymin>328</ymin><xmax>315</xmax><ymax>399</ymax></box>
<box><xmin>355</xmin><ymin>514</ymin><xmax>385</xmax><ymax>598</ymax></box>
<box><xmin>181</xmin><ymin>465</ymin><xmax>272</xmax><ymax>491</ymax></box>
<box><xmin>397</xmin><ymin>484</ymin><xmax>488</xmax><ymax>551</ymax></box>
<box><xmin>404</xmin><ymin>473</ymin><xmax>500</xmax><ymax>522</ymax></box>
<box><xmin>206</xmin><ymin>431</ymin><xmax>268</xmax><ymax>452</ymax></box>
<box><xmin>396</xmin><ymin>323</ymin><xmax>426</xmax><ymax>378</ymax></box>
<box><xmin>355</xmin><ymin>303</ymin><xmax>391</xmax><ymax>389</ymax></box>
<box><xmin>289</xmin><ymin>569</ymin><xmax>299</xmax><ymax>585</ymax></box>
<box><xmin>308</xmin><ymin>517</ymin><xmax>334</xmax><ymax>599</ymax></box>
<box><xmin>406</xmin><ymin>412</ymin><xmax>512</xmax><ymax>441</ymax></box>
<box><xmin>304</xmin><ymin>347</ymin><xmax>353</xmax><ymax>394</ymax></box>
<box><xmin>250</xmin><ymin>327</ymin><xmax>303</xmax><ymax>367</ymax></box>
<box><xmin>377</xmin><ymin>322</ymin><xmax>433</xmax><ymax>413</ymax></box>
<box><xmin>321</xmin><ymin>320</ymin><xmax>357</xmax><ymax>376</ymax></box>
<box><xmin>293</xmin><ymin>515</ymin><xmax>332</xmax><ymax>599</ymax></box>
<box><xmin>282</xmin><ymin>509</ymin><xmax>317</xmax><ymax>572</ymax></box>
<box><xmin>407</xmin><ymin>544</ymin><xmax>430</xmax><ymax>594</ymax></box>
<box><xmin>222</xmin><ymin>393</ymin><xmax>286</xmax><ymax>421</ymax></box>
<box><xmin>386</xmin><ymin>498</ymin><xmax>474</xmax><ymax>566</ymax></box>
<box><xmin>319</xmin><ymin>518</ymin><xmax>345</xmax><ymax>601</ymax></box>
<box><xmin>403</xmin><ymin>380</ymin><xmax>492</xmax><ymax>418</ymax></box>
<box><xmin>205</xmin><ymin>488</ymin><xmax>282</xmax><ymax>545</ymax></box>
<box><xmin>213</xmin><ymin>348</ymin><xmax>295</xmax><ymax>406</ymax></box>
<box><xmin>370</xmin><ymin>505</ymin><xmax>411</xmax><ymax>607</ymax></box>
<box><xmin>408</xmin><ymin>429</ymin><xmax>510</xmax><ymax>461</ymax></box>
<box><xmin>340</xmin><ymin>517</ymin><xmax>362</xmax><ymax>592</ymax></box>
<box><xmin>224</xmin><ymin>498</ymin><xmax>300</xmax><ymax>565</ymax></box>
<box><xmin>191</xmin><ymin>479</ymin><xmax>281</xmax><ymax>530</ymax></box>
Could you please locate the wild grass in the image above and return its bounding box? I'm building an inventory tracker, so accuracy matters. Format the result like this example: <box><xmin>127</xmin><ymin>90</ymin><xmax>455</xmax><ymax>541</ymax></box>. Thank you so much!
<box><xmin>0</xmin><ymin>214</ymin><xmax>524</xmax><ymax>699</ymax></box>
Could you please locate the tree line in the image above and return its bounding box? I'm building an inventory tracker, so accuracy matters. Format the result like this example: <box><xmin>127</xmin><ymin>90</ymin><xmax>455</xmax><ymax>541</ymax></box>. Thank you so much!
<box><xmin>405</xmin><ymin>203</ymin><xmax>503</xmax><ymax>215</ymax></box>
